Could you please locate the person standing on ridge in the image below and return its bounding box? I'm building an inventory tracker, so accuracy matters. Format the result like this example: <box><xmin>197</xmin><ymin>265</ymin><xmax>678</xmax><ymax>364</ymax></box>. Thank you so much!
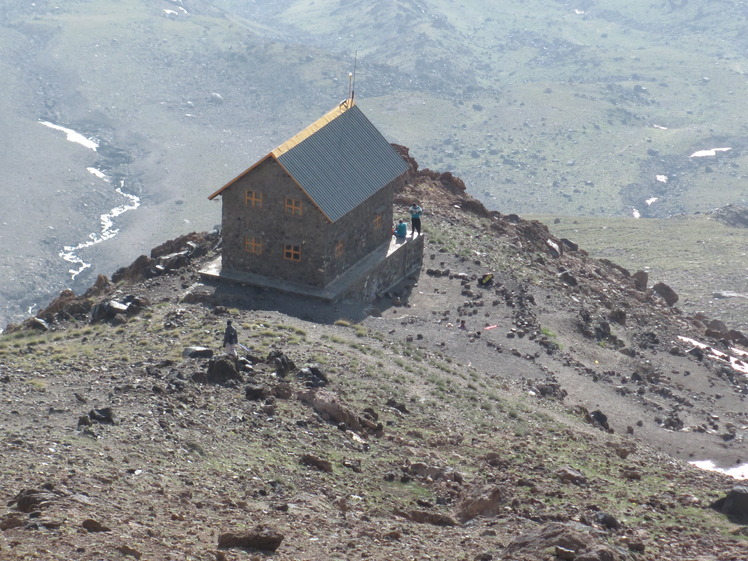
<box><xmin>409</xmin><ymin>203</ymin><xmax>423</xmax><ymax>237</ymax></box>
<box><xmin>223</xmin><ymin>319</ymin><xmax>238</xmax><ymax>357</ymax></box>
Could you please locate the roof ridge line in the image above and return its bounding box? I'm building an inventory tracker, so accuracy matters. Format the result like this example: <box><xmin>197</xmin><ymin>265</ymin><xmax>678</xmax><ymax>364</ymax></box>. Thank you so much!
<box><xmin>271</xmin><ymin>99</ymin><xmax>354</xmax><ymax>158</ymax></box>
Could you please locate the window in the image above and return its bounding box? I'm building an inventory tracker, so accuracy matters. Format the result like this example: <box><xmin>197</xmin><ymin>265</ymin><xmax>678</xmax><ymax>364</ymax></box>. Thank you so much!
<box><xmin>245</xmin><ymin>190</ymin><xmax>263</xmax><ymax>208</ymax></box>
<box><xmin>284</xmin><ymin>244</ymin><xmax>301</xmax><ymax>262</ymax></box>
<box><xmin>335</xmin><ymin>240</ymin><xmax>344</xmax><ymax>258</ymax></box>
<box><xmin>285</xmin><ymin>197</ymin><xmax>302</xmax><ymax>216</ymax></box>
<box><xmin>373</xmin><ymin>213</ymin><xmax>383</xmax><ymax>229</ymax></box>
<box><xmin>244</xmin><ymin>236</ymin><xmax>263</xmax><ymax>254</ymax></box>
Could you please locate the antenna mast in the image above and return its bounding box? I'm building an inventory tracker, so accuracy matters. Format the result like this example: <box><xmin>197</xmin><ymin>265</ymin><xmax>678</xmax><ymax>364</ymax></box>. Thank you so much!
<box><xmin>349</xmin><ymin>51</ymin><xmax>357</xmax><ymax>105</ymax></box>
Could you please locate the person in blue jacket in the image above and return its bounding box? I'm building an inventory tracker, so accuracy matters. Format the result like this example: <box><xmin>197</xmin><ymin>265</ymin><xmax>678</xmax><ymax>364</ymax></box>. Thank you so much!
<box><xmin>393</xmin><ymin>219</ymin><xmax>408</xmax><ymax>239</ymax></box>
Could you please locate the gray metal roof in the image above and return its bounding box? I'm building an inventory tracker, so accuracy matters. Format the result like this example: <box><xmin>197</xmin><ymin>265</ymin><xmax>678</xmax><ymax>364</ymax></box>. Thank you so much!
<box><xmin>275</xmin><ymin>105</ymin><xmax>409</xmax><ymax>222</ymax></box>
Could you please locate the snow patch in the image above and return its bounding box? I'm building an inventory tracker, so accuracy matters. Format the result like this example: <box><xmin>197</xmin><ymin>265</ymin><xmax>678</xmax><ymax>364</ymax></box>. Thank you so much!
<box><xmin>87</xmin><ymin>167</ymin><xmax>108</xmax><ymax>180</ymax></box>
<box><xmin>690</xmin><ymin>147</ymin><xmax>732</xmax><ymax>158</ymax></box>
<box><xmin>678</xmin><ymin>336</ymin><xmax>748</xmax><ymax>375</ymax></box>
<box><xmin>39</xmin><ymin>121</ymin><xmax>98</xmax><ymax>151</ymax></box>
<box><xmin>690</xmin><ymin>460</ymin><xmax>748</xmax><ymax>480</ymax></box>
<box><xmin>59</xmin><ymin>182</ymin><xmax>140</xmax><ymax>279</ymax></box>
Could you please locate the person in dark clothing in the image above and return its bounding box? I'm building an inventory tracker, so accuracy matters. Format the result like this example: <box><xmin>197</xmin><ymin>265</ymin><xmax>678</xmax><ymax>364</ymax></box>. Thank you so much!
<box><xmin>223</xmin><ymin>319</ymin><xmax>238</xmax><ymax>356</ymax></box>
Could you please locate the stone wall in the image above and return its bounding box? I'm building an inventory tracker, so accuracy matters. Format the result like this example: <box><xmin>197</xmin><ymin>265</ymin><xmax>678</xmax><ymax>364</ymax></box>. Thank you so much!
<box><xmin>342</xmin><ymin>235</ymin><xmax>424</xmax><ymax>302</ymax></box>
<box><xmin>323</xmin><ymin>184</ymin><xmax>395</xmax><ymax>282</ymax></box>
<box><xmin>220</xmin><ymin>157</ymin><xmax>407</xmax><ymax>288</ymax></box>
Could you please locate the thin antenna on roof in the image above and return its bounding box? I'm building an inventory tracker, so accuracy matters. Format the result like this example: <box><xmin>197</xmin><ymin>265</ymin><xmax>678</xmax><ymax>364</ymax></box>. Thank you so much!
<box><xmin>349</xmin><ymin>50</ymin><xmax>357</xmax><ymax>105</ymax></box>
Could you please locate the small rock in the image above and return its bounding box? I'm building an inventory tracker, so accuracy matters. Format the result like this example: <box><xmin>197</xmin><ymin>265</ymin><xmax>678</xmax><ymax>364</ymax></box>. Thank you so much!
<box><xmin>82</xmin><ymin>518</ymin><xmax>111</xmax><ymax>532</ymax></box>
<box><xmin>245</xmin><ymin>383</ymin><xmax>270</xmax><ymax>401</ymax></box>
<box><xmin>300</xmin><ymin>453</ymin><xmax>333</xmax><ymax>473</ymax></box>
<box><xmin>88</xmin><ymin>407</ymin><xmax>115</xmax><ymax>425</ymax></box>
<box><xmin>556</xmin><ymin>466</ymin><xmax>587</xmax><ymax>485</ymax></box>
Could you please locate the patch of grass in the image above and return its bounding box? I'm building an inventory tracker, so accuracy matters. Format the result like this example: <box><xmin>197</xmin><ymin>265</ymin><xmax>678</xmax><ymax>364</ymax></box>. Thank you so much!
<box><xmin>26</xmin><ymin>378</ymin><xmax>48</xmax><ymax>392</ymax></box>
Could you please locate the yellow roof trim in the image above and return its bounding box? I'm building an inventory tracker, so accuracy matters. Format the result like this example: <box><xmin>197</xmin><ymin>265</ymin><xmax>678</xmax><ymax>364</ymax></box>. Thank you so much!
<box><xmin>207</xmin><ymin>99</ymin><xmax>355</xmax><ymax>201</ymax></box>
<box><xmin>271</xmin><ymin>99</ymin><xmax>354</xmax><ymax>158</ymax></box>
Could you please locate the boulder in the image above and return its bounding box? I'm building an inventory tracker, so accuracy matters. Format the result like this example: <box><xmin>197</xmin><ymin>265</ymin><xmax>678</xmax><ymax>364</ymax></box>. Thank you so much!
<box><xmin>33</xmin><ymin>288</ymin><xmax>94</xmax><ymax>323</ymax></box>
<box><xmin>561</xmin><ymin>238</ymin><xmax>579</xmax><ymax>252</ymax></box>
<box><xmin>632</xmin><ymin>271</ymin><xmax>648</xmax><ymax>291</ymax></box>
<box><xmin>502</xmin><ymin>522</ymin><xmax>633</xmax><ymax>560</ymax></box>
<box><xmin>297</xmin><ymin>365</ymin><xmax>328</xmax><ymax>387</ymax></box>
<box><xmin>82</xmin><ymin>518</ymin><xmax>111</xmax><ymax>533</ymax></box>
<box><xmin>151</xmin><ymin>231</ymin><xmax>213</xmax><ymax>259</ymax></box>
<box><xmin>556</xmin><ymin>466</ymin><xmax>587</xmax><ymax>485</ymax></box>
<box><xmin>29</xmin><ymin>317</ymin><xmax>50</xmax><ymax>331</ymax></box>
<box><xmin>407</xmin><ymin>462</ymin><xmax>463</xmax><ymax>483</ymax></box>
<box><xmin>396</xmin><ymin>509</ymin><xmax>459</xmax><ymax>527</ymax></box>
<box><xmin>455</xmin><ymin>485</ymin><xmax>505</xmax><ymax>522</ymax></box>
<box><xmin>558</xmin><ymin>270</ymin><xmax>578</xmax><ymax>286</ymax></box>
<box><xmin>300</xmin><ymin>453</ymin><xmax>333</xmax><ymax>473</ymax></box>
<box><xmin>267</xmin><ymin>350</ymin><xmax>296</xmax><ymax>377</ymax></box>
<box><xmin>652</xmin><ymin>282</ymin><xmax>678</xmax><ymax>306</ymax></box>
<box><xmin>711</xmin><ymin>486</ymin><xmax>748</xmax><ymax>521</ymax></box>
<box><xmin>88</xmin><ymin>407</ymin><xmax>115</xmax><ymax>424</ymax></box>
<box><xmin>204</xmin><ymin>356</ymin><xmax>243</xmax><ymax>386</ymax></box>
<box><xmin>586</xmin><ymin>409</ymin><xmax>612</xmax><ymax>432</ymax></box>
<box><xmin>111</xmin><ymin>254</ymin><xmax>158</xmax><ymax>283</ymax></box>
<box><xmin>218</xmin><ymin>526</ymin><xmax>284</xmax><ymax>552</ymax></box>
<box><xmin>299</xmin><ymin>389</ymin><xmax>383</xmax><ymax>436</ymax></box>
<box><xmin>727</xmin><ymin>329</ymin><xmax>748</xmax><ymax>346</ymax></box>
<box><xmin>608</xmin><ymin>309</ymin><xmax>626</xmax><ymax>326</ymax></box>
<box><xmin>272</xmin><ymin>382</ymin><xmax>294</xmax><ymax>400</ymax></box>
<box><xmin>9</xmin><ymin>488</ymin><xmax>58</xmax><ymax>513</ymax></box>
<box><xmin>245</xmin><ymin>383</ymin><xmax>270</xmax><ymax>401</ymax></box>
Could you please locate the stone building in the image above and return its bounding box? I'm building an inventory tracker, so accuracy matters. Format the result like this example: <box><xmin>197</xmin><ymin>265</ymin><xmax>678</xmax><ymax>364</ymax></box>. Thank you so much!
<box><xmin>204</xmin><ymin>100</ymin><xmax>421</xmax><ymax>301</ymax></box>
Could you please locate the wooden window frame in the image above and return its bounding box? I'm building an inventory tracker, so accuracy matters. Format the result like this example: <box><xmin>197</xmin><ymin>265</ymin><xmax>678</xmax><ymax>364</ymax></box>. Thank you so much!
<box><xmin>335</xmin><ymin>240</ymin><xmax>345</xmax><ymax>258</ymax></box>
<box><xmin>283</xmin><ymin>244</ymin><xmax>301</xmax><ymax>262</ymax></box>
<box><xmin>244</xmin><ymin>236</ymin><xmax>263</xmax><ymax>255</ymax></box>
<box><xmin>245</xmin><ymin>190</ymin><xmax>263</xmax><ymax>208</ymax></box>
<box><xmin>373</xmin><ymin>213</ymin><xmax>383</xmax><ymax>229</ymax></box>
<box><xmin>285</xmin><ymin>197</ymin><xmax>303</xmax><ymax>216</ymax></box>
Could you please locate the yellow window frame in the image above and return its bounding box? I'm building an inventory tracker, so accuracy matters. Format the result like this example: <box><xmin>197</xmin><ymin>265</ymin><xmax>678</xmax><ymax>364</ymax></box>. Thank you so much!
<box><xmin>285</xmin><ymin>197</ymin><xmax>302</xmax><ymax>216</ymax></box>
<box><xmin>245</xmin><ymin>190</ymin><xmax>263</xmax><ymax>208</ymax></box>
<box><xmin>283</xmin><ymin>244</ymin><xmax>301</xmax><ymax>262</ymax></box>
<box><xmin>244</xmin><ymin>236</ymin><xmax>263</xmax><ymax>254</ymax></box>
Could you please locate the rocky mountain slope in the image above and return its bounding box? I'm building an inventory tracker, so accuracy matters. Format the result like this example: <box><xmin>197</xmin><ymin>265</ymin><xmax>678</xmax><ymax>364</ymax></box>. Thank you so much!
<box><xmin>2</xmin><ymin>163</ymin><xmax>748</xmax><ymax>560</ymax></box>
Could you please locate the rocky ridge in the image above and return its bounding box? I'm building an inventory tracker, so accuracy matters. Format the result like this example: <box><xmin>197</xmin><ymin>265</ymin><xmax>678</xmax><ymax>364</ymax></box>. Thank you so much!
<box><xmin>1</xmin><ymin>159</ymin><xmax>748</xmax><ymax>560</ymax></box>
